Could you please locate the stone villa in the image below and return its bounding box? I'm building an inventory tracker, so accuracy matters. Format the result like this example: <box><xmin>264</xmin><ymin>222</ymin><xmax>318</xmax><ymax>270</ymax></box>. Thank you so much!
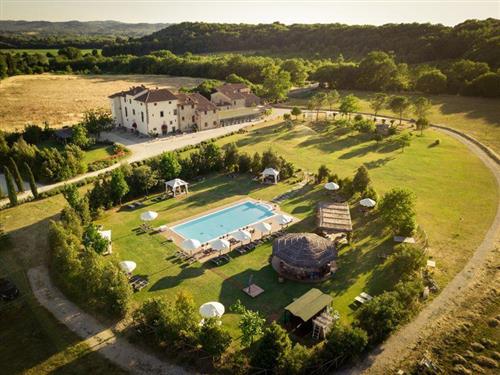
<box><xmin>109</xmin><ymin>83</ymin><xmax>262</xmax><ymax>136</ymax></box>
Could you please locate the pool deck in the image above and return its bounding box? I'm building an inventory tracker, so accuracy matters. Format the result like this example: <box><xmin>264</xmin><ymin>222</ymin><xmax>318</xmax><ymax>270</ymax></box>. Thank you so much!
<box><xmin>161</xmin><ymin>197</ymin><xmax>297</xmax><ymax>263</ymax></box>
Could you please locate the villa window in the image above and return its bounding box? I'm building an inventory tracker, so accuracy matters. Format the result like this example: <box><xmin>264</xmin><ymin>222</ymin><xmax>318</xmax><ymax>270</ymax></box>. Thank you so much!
<box><xmin>174</xmin><ymin>109</ymin><xmax>177</xmax><ymax>115</ymax></box>
<box><xmin>205</xmin><ymin>122</ymin><xmax>208</xmax><ymax>127</ymax></box>
<box><xmin>182</xmin><ymin>116</ymin><xmax>185</xmax><ymax>121</ymax></box>
<box><xmin>132</xmin><ymin>109</ymin><xmax>135</xmax><ymax>115</ymax></box>
<box><xmin>181</xmin><ymin>105</ymin><xmax>184</xmax><ymax>110</ymax></box>
<box><xmin>170</xmin><ymin>121</ymin><xmax>173</xmax><ymax>125</ymax></box>
<box><xmin>141</xmin><ymin>112</ymin><xmax>144</xmax><ymax>122</ymax></box>
<box><xmin>191</xmin><ymin>105</ymin><xmax>194</xmax><ymax>109</ymax></box>
<box><xmin>129</xmin><ymin>99</ymin><xmax>131</xmax><ymax>104</ymax></box>
<box><xmin>213</xmin><ymin>121</ymin><xmax>216</xmax><ymax>125</ymax></box>
<box><xmin>125</xmin><ymin>107</ymin><xmax>128</xmax><ymax>117</ymax></box>
<box><xmin>160</xmin><ymin>111</ymin><xmax>164</xmax><ymax>117</ymax></box>
<box><xmin>213</xmin><ymin>110</ymin><xmax>216</xmax><ymax>114</ymax></box>
<box><xmin>233</xmin><ymin>101</ymin><xmax>236</xmax><ymax>105</ymax></box>
<box><xmin>154</xmin><ymin>103</ymin><xmax>157</xmax><ymax>106</ymax></box>
<box><xmin>192</xmin><ymin>116</ymin><xmax>195</xmax><ymax>122</ymax></box>
<box><xmin>169</xmin><ymin>101</ymin><xmax>172</xmax><ymax>104</ymax></box>
<box><xmin>204</xmin><ymin>111</ymin><xmax>207</xmax><ymax>115</ymax></box>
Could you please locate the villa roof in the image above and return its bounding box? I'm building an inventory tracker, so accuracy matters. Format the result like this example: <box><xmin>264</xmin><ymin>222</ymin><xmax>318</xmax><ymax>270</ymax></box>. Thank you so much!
<box><xmin>108</xmin><ymin>85</ymin><xmax>147</xmax><ymax>99</ymax></box>
<box><xmin>285</xmin><ymin>288</ymin><xmax>333</xmax><ymax>322</ymax></box>
<box><xmin>189</xmin><ymin>92</ymin><xmax>218</xmax><ymax>111</ymax></box>
<box><xmin>135</xmin><ymin>88</ymin><xmax>178</xmax><ymax>103</ymax></box>
<box><xmin>317</xmin><ymin>202</ymin><xmax>353</xmax><ymax>232</ymax></box>
<box><xmin>215</xmin><ymin>83</ymin><xmax>255</xmax><ymax>101</ymax></box>
<box><xmin>272</xmin><ymin>233</ymin><xmax>337</xmax><ymax>269</ymax></box>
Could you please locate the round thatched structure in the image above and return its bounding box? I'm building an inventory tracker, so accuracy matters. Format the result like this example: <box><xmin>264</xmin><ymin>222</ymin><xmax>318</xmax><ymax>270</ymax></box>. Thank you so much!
<box><xmin>271</xmin><ymin>233</ymin><xmax>337</xmax><ymax>282</ymax></box>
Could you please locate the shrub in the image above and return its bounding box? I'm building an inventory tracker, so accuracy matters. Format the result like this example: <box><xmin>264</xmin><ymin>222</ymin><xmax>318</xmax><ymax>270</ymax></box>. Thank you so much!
<box><xmin>388</xmin><ymin>244</ymin><xmax>426</xmax><ymax>280</ymax></box>
<box><xmin>352</xmin><ymin>165</ymin><xmax>371</xmax><ymax>193</ymax></box>
<box><xmin>250</xmin><ymin>322</ymin><xmax>293</xmax><ymax>373</ymax></box>
<box><xmin>198</xmin><ymin>318</ymin><xmax>232</xmax><ymax>360</ymax></box>
<box><xmin>320</xmin><ymin>324</ymin><xmax>368</xmax><ymax>369</ymax></box>
<box><xmin>379</xmin><ymin>188</ymin><xmax>417</xmax><ymax>236</ymax></box>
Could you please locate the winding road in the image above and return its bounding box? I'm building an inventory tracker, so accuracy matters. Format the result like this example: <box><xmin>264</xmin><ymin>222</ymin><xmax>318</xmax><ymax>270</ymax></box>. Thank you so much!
<box><xmin>25</xmin><ymin>110</ymin><xmax>500</xmax><ymax>374</ymax></box>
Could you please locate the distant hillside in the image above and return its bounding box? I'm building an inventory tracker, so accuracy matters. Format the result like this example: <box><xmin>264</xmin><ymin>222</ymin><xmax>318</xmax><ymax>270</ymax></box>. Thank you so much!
<box><xmin>102</xmin><ymin>19</ymin><xmax>500</xmax><ymax>66</ymax></box>
<box><xmin>0</xmin><ymin>20</ymin><xmax>170</xmax><ymax>37</ymax></box>
<box><xmin>0</xmin><ymin>20</ymin><xmax>171</xmax><ymax>49</ymax></box>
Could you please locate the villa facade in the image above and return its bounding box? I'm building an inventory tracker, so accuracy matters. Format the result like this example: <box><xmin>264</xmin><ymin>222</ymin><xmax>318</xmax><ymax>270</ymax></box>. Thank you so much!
<box><xmin>109</xmin><ymin>83</ymin><xmax>263</xmax><ymax>136</ymax></box>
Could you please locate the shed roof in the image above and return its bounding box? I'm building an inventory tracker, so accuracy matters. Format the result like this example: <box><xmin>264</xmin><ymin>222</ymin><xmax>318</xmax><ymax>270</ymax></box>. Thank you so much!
<box><xmin>285</xmin><ymin>288</ymin><xmax>333</xmax><ymax>322</ymax></box>
<box><xmin>317</xmin><ymin>201</ymin><xmax>353</xmax><ymax>232</ymax></box>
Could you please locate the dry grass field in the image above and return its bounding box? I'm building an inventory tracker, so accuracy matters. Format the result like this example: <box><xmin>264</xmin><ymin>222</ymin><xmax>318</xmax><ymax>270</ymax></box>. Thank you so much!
<box><xmin>0</xmin><ymin>74</ymin><xmax>204</xmax><ymax>131</ymax></box>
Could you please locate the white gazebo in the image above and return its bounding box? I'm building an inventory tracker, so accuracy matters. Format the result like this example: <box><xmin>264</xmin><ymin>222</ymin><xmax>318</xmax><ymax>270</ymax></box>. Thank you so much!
<box><xmin>253</xmin><ymin>221</ymin><xmax>272</xmax><ymax>237</ymax></box>
<box><xmin>231</xmin><ymin>229</ymin><xmax>252</xmax><ymax>243</ymax></box>
<box><xmin>324</xmin><ymin>182</ymin><xmax>340</xmax><ymax>191</ymax></box>
<box><xmin>359</xmin><ymin>198</ymin><xmax>377</xmax><ymax>208</ymax></box>
<box><xmin>261</xmin><ymin>168</ymin><xmax>280</xmax><ymax>184</ymax></box>
<box><xmin>181</xmin><ymin>238</ymin><xmax>201</xmax><ymax>254</ymax></box>
<box><xmin>210</xmin><ymin>238</ymin><xmax>230</xmax><ymax>254</ymax></box>
<box><xmin>97</xmin><ymin>229</ymin><xmax>112</xmax><ymax>255</ymax></box>
<box><xmin>165</xmin><ymin>178</ymin><xmax>189</xmax><ymax>197</ymax></box>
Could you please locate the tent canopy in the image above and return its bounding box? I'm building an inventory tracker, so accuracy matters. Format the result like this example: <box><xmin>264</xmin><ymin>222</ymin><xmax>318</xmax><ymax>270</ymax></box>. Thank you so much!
<box><xmin>165</xmin><ymin>178</ymin><xmax>189</xmax><ymax>189</ymax></box>
<box><xmin>181</xmin><ymin>238</ymin><xmax>201</xmax><ymax>251</ymax></box>
<box><xmin>262</xmin><ymin>168</ymin><xmax>279</xmax><ymax>177</ymax></box>
<box><xmin>210</xmin><ymin>238</ymin><xmax>230</xmax><ymax>251</ymax></box>
<box><xmin>285</xmin><ymin>288</ymin><xmax>333</xmax><ymax>322</ymax></box>
<box><xmin>231</xmin><ymin>230</ymin><xmax>252</xmax><ymax>242</ymax></box>
<box><xmin>253</xmin><ymin>221</ymin><xmax>272</xmax><ymax>233</ymax></box>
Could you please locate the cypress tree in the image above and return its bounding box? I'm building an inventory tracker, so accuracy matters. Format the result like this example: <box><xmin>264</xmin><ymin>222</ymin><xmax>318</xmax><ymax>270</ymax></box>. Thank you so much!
<box><xmin>24</xmin><ymin>162</ymin><xmax>39</xmax><ymax>199</ymax></box>
<box><xmin>9</xmin><ymin>157</ymin><xmax>24</xmax><ymax>192</ymax></box>
<box><xmin>0</xmin><ymin>182</ymin><xmax>4</xmax><ymax>198</ymax></box>
<box><xmin>4</xmin><ymin>166</ymin><xmax>18</xmax><ymax>206</ymax></box>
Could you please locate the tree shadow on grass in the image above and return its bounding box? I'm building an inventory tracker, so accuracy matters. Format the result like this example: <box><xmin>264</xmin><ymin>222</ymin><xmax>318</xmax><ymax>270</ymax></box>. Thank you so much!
<box><xmin>149</xmin><ymin>265</ymin><xmax>205</xmax><ymax>291</ymax></box>
<box><xmin>338</xmin><ymin>142</ymin><xmax>379</xmax><ymax>159</ymax></box>
<box><xmin>364</xmin><ymin>157</ymin><xmax>395</xmax><ymax>169</ymax></box>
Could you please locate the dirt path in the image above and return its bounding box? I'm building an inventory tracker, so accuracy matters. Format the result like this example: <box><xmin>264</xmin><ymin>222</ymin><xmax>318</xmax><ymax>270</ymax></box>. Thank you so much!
<box><xmin>339</xmin><ymin>127</ymin><xmax>500</xmax><ymax>374</ymax></box>
<box><xmin>28</xmin><ymin>265</ymin><xmax>195</xmax><ymax>375</ymax></box>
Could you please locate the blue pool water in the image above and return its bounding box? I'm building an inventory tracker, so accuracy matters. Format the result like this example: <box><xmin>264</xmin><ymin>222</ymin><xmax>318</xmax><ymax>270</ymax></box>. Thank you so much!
<box><xmin>171</xmin><ymin>201</ymin><xmax>275</xmax><ymax>243</ymax></box>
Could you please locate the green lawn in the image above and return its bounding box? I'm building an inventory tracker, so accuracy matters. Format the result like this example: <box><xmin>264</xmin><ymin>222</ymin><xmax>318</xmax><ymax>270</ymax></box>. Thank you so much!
<box><xmin>96</xmin><ymin>121</ymin><xmax>497</xmax><ymax>336</ymax></box>
<box><xmin>38</xmin><ymin>140</ymin><xmax>116</xmax><ymax>167</ymax></box>
<box><xmin>286</xmin><ymin>89</ymin><xmax>500</xmax><ymax>153</ymax></box>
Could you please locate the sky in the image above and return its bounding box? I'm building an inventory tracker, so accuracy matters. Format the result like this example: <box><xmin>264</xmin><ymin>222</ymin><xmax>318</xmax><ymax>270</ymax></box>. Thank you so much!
<box><xmin>1</xmin><ymin>0</ymin><xmax>499</xmax><ymax>26</ymax></box>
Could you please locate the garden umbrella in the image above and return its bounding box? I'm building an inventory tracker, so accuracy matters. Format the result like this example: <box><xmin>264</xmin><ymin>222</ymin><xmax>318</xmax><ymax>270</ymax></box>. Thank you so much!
<box><xmin>199</xmin><ymin>301</ymin><xmax>225</xmax><ymax>318</ymax></box>
<box><xmin>324</xmin><ymin>182</ymin><xmax>340</xmax><ymax>191</ymax></box>
<box><xmin>181</xmin><ymin>238</ymin><xmax>201</xmax><ymax>253</ymax></box>
<box><xmin>231</xmin><ymin>230</ymin><xmax>252</xmax><ymax>242</ymax></box>
<box><xmin>140</xmin><ymin>211</ymin><xmax>158</xmax><ymax>221</ymax></box>
<box><xmin>119</xmin><ymin>260</ymin><xmax>136</xmax><ymax>273</ymax></box>
<box><xmin>359</xmin><ymin>198</ymin><xmax>377</xmax><ymax>208</ymax></box>
<box><xmin>253</xmin><ymin>222</ymin><xmax>272</xmax><ymax>237</ymax></box>
<box><xmin>274</xmin><ymin>214</ymin><xmax>293</xmax><ymax>226</ymax></box>
<box><xmin>210</xmin><ymin>238</ymin><xmax>230</xmax><ymax>254</ymax></box>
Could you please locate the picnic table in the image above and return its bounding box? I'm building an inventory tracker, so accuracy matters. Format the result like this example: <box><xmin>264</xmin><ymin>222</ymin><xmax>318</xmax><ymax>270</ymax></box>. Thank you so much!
<box><xmin>129</xmin><ymin>275</ymin><xmax>149</xmax><ymax>292</ymax></box>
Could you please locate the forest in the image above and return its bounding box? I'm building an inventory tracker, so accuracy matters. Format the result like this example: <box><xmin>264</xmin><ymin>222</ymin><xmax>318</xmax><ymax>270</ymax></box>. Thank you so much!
<box><xmin>101</xmin><ymin>19</ymin><xmax>500</xmax><ymax>67</ymax></box>
<box><xmin>1</xmin><ymin>47</ymin><xmax>499</xmax><ymax>98</ymax></box>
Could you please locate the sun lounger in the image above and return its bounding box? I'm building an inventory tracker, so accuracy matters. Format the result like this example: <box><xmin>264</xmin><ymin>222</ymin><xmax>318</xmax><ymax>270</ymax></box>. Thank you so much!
<box><xmin>360</xmin><ymin>292</ymin><xmax>373</xmax><ymax>301</ymax></box>
<box><xmin>354</xmin><ymin>296</ymin><xmax>366</xmax><ymax>305</ymax></box>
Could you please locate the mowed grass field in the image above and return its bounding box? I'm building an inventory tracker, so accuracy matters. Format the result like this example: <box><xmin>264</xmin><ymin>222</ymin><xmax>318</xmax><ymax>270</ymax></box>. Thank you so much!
<box><xmin>286</xmin><ymin>89</ymin><xmax>500</xmax><ymax>153</ymax></box>
<box><xmin>0</xmin><ymin>74</ymin><xmax>204</xmax><ymax>131</ymax></box>
<box><xmin>94</xmin><ymin>122</ymin><xmax>496</xmax><ymax>334</ymax></box>
<box><xmin>1</xmin><ymin>119</ymin><xmax>497</xmax><ymax>366</ymax></box>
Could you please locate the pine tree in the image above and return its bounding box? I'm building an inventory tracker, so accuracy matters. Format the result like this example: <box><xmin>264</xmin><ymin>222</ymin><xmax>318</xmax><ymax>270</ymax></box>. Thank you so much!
<box><xmin>4</xmin><ymin>166</ymin><xmax>18</xmax><ymax>206</ymax></box>
<box><xmin>24</xmin><ymin>162</ymin><xmax>39</xmax><ymax>199</ymax></box>
<box><xmin>9</xmin><ymin>157</ymin><xmax>24</xmax><ymax>192</ymax></box>
<box><xmin>353</xmin><ymin>165</ymin><xmax>371</xmax><ymax>193</ymax></box>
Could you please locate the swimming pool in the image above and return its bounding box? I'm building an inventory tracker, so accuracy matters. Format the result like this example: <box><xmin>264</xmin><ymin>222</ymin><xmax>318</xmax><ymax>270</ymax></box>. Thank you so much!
<box><xmin>171</xmin><ymin>200</ymin><xmax>276</xmax><ymax>243</ymax></box>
